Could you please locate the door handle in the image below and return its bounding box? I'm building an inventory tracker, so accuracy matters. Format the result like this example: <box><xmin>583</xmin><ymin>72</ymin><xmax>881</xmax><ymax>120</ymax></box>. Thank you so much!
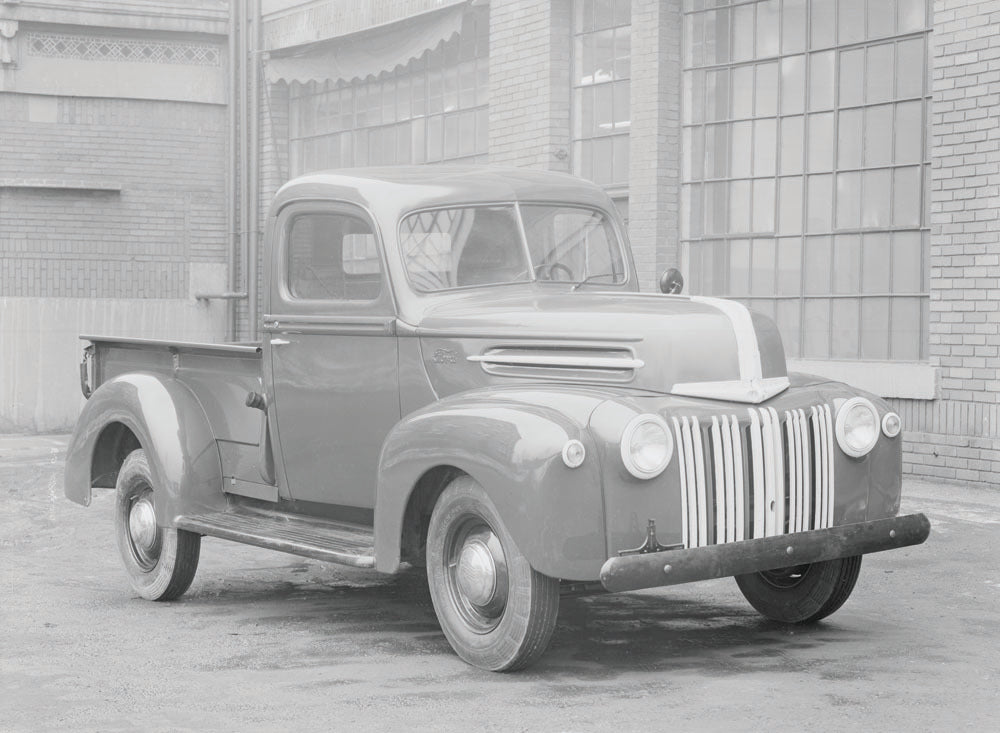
<box><xmin>270</xmin><ymin>338</ymin><xmax>290</xmax><ymax>346</ymax></box>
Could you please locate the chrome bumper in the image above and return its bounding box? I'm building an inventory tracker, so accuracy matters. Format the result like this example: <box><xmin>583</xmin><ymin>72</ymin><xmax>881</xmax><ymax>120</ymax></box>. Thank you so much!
<box><xmin>600</xmin><ymin>513</ymin><xmax>931</xmax><ymax>593</ymax></box>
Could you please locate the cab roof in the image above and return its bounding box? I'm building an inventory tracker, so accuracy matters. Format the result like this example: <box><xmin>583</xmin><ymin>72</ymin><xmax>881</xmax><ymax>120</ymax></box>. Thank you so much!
<box><xmin>270</xmin><ymin>165</ymin><xmax>615</xmax><ymax>220</ymax></box>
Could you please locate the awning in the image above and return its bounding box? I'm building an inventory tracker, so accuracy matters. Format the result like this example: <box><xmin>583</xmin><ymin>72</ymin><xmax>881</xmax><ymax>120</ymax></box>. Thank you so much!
<box><xmin>265</xmin><ymin>2</ymin><xmax>468</xmax><ymax>85</ymax></box>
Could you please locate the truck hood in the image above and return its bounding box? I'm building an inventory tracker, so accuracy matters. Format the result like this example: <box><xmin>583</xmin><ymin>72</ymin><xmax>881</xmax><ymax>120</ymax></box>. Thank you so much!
<box><xmin>412</xmin><ymin>289</ymin><xmax>789</xmax><ymax>403</ymax></box>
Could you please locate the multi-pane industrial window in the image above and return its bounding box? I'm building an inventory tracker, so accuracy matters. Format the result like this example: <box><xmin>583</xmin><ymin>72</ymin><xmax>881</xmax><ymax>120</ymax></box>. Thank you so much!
<box><xmin>288</xmin><ymin>13</ymin><xmax>488</xmax><ymax>174</ymax></box>
<box><xmin>572</xmin><ymin>0</ymin><xmax>631</xmax><ymax>191</ymax></box>
<box><xmin>680</xmin><ymin>0</ymin><xmax>930</xmax><ymax>361</ymax></box>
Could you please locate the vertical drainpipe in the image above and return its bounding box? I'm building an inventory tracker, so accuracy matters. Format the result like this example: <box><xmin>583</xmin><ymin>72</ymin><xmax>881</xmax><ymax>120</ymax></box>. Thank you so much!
<box><xmin>248</xmin><ymin>0</ymin><xmax>262</xmax><ymax>342</ymax></box>
<box><xmin>238</xmin><ymin>0</ymin><xmax>249</xmax><ymax>342</ymax></box>
<box><xmin>225</xmin><ymin>0</ymin><xmax>238</xmax><ymax>341</ymax></box>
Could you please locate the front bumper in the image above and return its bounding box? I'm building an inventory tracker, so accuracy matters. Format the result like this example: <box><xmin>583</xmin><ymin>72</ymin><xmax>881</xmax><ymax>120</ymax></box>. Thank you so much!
<box><xmin>600</xmin><ymin>513</ymin><xmax>930</xmax><ymax>593</ymax></box>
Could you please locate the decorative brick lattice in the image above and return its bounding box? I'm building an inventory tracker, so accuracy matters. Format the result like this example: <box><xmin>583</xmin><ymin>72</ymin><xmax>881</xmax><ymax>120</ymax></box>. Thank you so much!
<box><xmin>27</xmin><ymin>32</ymin><xmax>221</xmax><ymax>67</ymax></box>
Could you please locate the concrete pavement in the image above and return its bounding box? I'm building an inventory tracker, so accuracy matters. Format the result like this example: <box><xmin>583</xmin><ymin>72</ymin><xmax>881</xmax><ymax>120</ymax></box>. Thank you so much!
<box><xmin>1</xmin><ymin>434</ymin><xmax>997</xmax><ymax>732</ymax></box>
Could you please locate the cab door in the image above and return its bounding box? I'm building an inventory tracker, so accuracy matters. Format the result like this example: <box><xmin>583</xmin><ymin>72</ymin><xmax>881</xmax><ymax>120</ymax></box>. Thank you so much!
<box><xmin>265</xmin><ymin>201</ymin><xmax>399</xmax><ymax>510</ymax></box>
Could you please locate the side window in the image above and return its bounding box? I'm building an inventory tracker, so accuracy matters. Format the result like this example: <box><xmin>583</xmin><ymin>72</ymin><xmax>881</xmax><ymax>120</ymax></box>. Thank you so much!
<box><xmin>286</xmin><ymin>212</ymin><xmax>382</xmax><ymax>301</ymax></box>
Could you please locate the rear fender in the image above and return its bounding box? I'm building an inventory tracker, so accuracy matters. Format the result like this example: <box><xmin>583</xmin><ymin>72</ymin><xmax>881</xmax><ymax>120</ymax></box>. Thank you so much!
<box><xmin>64</xmin><ymin>373</ymin><xmax>225</xmax><ymax>525</ymax></box>
<box><xmin>374</xmin><ymin>394</ymin><xmax>607</xmax><ymax>581</ymax></box>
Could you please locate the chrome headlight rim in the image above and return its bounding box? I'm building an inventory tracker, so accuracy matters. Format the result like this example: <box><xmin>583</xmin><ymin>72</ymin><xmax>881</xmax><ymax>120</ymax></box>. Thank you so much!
<box><xmin>881</xmin><ymin>411</ymin><xmax>902</xmax><ymax>438</ymax></box>
<box><xmin>835</xmin><ymin>397</ymin><xmax>880</xmax><ymax>458</ymax></box>
<box><xmin>620</xmin><ymin>414</ymin><xmax>673</xmax><ymax>480</ymax></box>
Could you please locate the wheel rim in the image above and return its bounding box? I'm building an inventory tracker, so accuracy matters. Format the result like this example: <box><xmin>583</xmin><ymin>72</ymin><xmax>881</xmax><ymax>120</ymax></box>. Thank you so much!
<box><xmin>445</xmin><ymin>516</ymin><xmax>509</xmax><ymax>633</ymax></box>
<box><xmin>758</xmin><ymin>563</ymin><xmax>812</xmax><ymax>589</ymax></box>
<box><xmin>125</xmin><ymin>486</ymin><xmax>161</xmax><ymax>572</ymax></box>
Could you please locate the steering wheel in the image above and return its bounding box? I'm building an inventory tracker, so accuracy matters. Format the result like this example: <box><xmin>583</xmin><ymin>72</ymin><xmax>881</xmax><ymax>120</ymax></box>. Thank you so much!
<box><xmin>542</xmin><ymin>263</ymin><xmax>574</xmax><ymax>281</ymax></box>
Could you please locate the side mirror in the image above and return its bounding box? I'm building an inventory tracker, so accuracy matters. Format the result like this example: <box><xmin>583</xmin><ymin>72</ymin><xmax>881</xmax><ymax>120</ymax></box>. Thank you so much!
<box><xmin>658</xmin><ymin>267</ymin><xmax>684</xmax><ymax>295</ymax></box>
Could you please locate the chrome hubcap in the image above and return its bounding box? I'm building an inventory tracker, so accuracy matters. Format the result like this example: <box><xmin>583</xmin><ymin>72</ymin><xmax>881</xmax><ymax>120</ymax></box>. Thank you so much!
<box><xmin>129</xmin><ymin>498</ymin><xmax>157</xmax><ymax>551</ymax></box>
<box><xmin>456</xmin><ymin>540</ymin><xmax>497</xmax><ymax>607</ymax></box>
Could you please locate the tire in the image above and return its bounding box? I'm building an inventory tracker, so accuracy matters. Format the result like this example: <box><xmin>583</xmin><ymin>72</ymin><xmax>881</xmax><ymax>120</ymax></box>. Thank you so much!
<box><xmin>426</xmin><ymin>475</ymin><xmax>559</xmax><ymax>672</ymax></box>
<box><xmin>114</xmin><ymin>449</ymin><xmax>200</xmax><ymax>601</ymax></box>
<box><xmin>735</xmin><ymin>555</ymin><xmax>863</xmax><ymax>624</ymax></box>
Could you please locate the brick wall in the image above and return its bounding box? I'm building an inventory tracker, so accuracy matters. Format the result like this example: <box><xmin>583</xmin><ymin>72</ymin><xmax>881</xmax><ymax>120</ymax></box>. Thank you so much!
<box><xmin>901</xmin><ymin>0</ymin><xmax>1000</xmax><ymax>487</ymax></box>
<box><xmin>628</xmin><ymin>0</ymin><xmax>681</xmax><ymax>292</ymax></box>
<box><xmin>487</xmin><ymin>0</ymin><xmax>572</xmax><ymax>171</ymax></box>
<box><xmin>0</xmin><ymin>94</ymin><xmax>227</xmax><ymax>299</ymax></box>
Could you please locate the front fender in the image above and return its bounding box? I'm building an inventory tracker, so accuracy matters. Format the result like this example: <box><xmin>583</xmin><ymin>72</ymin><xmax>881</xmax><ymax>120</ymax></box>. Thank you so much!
<box><xmin>64</xmin><ymin>373</ymin><xmax>225</xmax><ymax>525</ymax></box>
<box><xmin>374</xmin><ymin>390</ymin><xmax>608</xmax><ymax>580</ymax></box>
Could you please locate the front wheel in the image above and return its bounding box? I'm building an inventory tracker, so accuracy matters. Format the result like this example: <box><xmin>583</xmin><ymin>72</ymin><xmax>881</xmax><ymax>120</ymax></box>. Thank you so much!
<box><xmin>114</xmin><ymin>449</ymin><xmax>201</xmax><ymax>601</ymax></box>
<box><xmin>735</xmin><ymin>556</ymin><xmax>862</xmax><ymax>624</ymax></box>
<box><xmin>426</xmin><ymin>476</ymin><xmax>559</xmax><ymax>671</ymax></box>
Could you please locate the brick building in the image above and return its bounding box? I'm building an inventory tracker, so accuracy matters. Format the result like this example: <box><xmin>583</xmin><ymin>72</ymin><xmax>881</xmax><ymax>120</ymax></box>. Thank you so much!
<box><xmin>1</xmin><ymin>0</ymin><xmax>997</xmax><ymax>487</ymax></box>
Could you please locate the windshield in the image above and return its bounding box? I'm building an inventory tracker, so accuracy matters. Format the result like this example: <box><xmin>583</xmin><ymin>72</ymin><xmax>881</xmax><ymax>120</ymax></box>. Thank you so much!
<box><xmin>399</xmin><ymin>203</ymin><xmax>627</xmax><ymax>292</ymax></box>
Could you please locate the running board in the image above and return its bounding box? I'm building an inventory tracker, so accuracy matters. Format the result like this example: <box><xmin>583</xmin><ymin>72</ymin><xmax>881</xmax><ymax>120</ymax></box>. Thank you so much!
<box><xmin>176</xmin><ymin>506</ymin><xmax>375</xmax><ymax>568</ymax></box>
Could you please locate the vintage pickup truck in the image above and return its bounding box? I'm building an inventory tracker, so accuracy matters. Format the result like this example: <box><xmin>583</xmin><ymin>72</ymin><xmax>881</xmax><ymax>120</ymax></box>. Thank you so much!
<box><xmin>66</xmin><ymin>166</ymin><xmax>930</xmax><ymax>671</ymax></box>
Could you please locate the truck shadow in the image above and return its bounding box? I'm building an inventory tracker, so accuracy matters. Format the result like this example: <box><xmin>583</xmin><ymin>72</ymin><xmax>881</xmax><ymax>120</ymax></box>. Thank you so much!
<box><xmin>178</xmin><ymin>562</ymin><xmax>865</xmax><ymax>679</ymax></box>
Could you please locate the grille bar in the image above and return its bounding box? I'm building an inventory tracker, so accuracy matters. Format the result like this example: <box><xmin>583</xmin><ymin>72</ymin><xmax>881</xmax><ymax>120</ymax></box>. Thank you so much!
<box><xmin>672</xmin><ymin>404</ymin><xmax>836</xmax><ymax>549</ymax></box>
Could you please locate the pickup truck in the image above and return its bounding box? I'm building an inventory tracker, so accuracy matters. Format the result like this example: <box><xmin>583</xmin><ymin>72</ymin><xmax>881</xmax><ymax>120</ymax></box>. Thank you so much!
<box><xmin>66</xmin><ymin>166</ymin><xmax>930</xmax><ymax>672</ymax></box>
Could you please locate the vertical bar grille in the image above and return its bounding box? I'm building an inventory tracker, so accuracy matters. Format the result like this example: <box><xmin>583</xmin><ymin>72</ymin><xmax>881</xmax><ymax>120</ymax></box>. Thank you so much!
<box><xmin>672</xmin><ymin>404</ymin><xmax>836</xmax><ymax>549</ymax></box>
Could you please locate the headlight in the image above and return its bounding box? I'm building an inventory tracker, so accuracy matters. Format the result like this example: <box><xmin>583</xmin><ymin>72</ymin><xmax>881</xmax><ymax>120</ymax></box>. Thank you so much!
<box><xmin>835</xmin><ymin>397</ymin><xmax>880</xmax><ymax>458</ymax></box>
<box><xmin>881</xmin><ymin>412</ymin><xmax>901</xmax><ymax>438</ymax></box>
<box><xmin>620</xmin><ymin>414</ymin><xmax>673</xmax><ymax>479</ymax></box>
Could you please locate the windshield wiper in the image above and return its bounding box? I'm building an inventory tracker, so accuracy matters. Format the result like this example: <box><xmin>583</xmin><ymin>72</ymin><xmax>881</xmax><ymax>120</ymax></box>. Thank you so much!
<box><xmin>571</xmin><ymin>272</ymin><xmax>619</xmax><ymax>291</ymax></box>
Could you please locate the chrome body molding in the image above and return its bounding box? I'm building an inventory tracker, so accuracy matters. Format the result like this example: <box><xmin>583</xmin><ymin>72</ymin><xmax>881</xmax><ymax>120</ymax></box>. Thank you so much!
<box><xmin>468</xmin><ymin>353</ymin><xmax>645</xmax><ymax>370</ymax></box>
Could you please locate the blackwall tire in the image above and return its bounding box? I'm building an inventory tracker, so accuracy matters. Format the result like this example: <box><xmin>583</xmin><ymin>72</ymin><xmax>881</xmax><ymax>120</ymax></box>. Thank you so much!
<box><xmin>426</xmin><ymin>475</ymin><xmax>559</xmax><ymax>672</ymax></box>
<box><xmin>735</xmin><ymin>555</ymin><xmax>863</xmax><ymax>624</ymax></box>
<box><xmin>114</xmin><ymin>449</ymin><xmax>200</xmax><ymax>601</ymax></box>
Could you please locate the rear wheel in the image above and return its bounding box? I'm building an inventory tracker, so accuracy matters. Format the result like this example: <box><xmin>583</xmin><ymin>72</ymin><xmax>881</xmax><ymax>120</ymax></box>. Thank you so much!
<box><xmin>735</xmin><ymin>556</ymin><xmax>862</xmax><ymax>624</ymax></box>
<box><xmin>426</xmin><ymin>475</ymin><xmax>559</xmax><ymax>671</ymax></box>
<box><xmin>114</xmin><ymin>449</ymin><xmax>200</xmax><ymax>601</ymax></box>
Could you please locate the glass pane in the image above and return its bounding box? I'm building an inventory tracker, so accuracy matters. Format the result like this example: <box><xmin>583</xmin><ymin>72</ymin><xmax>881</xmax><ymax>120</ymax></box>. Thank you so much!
<box><xmin>613</xmin><ymin>135</ymin><xmax>629</xmax><ymax>184</ymax></box>
<box><xmin>836</xmin><ymin>171</ymin><xmax>861</xmax><ymax>229</ymax></box>
<box><xmin>706</xmin><ymin>68</ymin><xmax>732</xmax><ymax>122</ymax></box>
<box><xmin>810</xmin><ymin>0</ymin><xmax>836</xmax><ymax>50</ymax></box>
<box><xmin>807</xmin><ymin>174</ymin><xmax>833</xmax><ymax>232</ymax></box>
<box><xmin>893</xmin><ymin>166</ymin><xmax>922</xmax><ymax>226</ymax></box>
<box><xmin>733</xmin><ymin>4</ymin><xmax>754</xmax><ymax>63</ymax></box>
<box><xmin>614</xmin><ymin>0</ymin><xmax>630</xmax><ymax>26</ymax></box>
<box><xmin>459</xmin><ymin>110</ymin><xmax>476</xmax><ymax>156</ymax></box>
<box><xmin>780</xmin><ymin>115</ymin><xmax>804</xmax><ymax>175</ymax></box>
<box><xmin>702</xmin><ymin>240</ymin><xmax>727</xmax><ymax>295</ymax></box>
<box><xmin>864</xmin><ymin>104</ymin><xmax>894</xmax><ymax>167</ymax></box>
<box><xmin>613</xmin><ymin>79</ymin><xmax>630</xmax><ymax>130</ymax></box>
<box><xmin>891</xmin><ymin>231</ymin><xmax>923</xmax><ymax>293</ymax></box>
<box><xmin>892</xmin><ymin>297</ymin><xmax>923</xmax><ymax>360</ymax></box>
<box><xmin>683</xmin><ymin>68</ymin><xmax>700</xmax><ymax>124</ymax></box>
<box><xmin>838</xmin><ymin>0</ymin><xmax>865</xmax><ymax>45</ymax></box>
<box><xmin>729</xmin><ymin>179</ymin><xmax>752</xmax><ymax>233</ymax></box>
<box><xmin>753</xmin><ymin>179</ymin><xmax>775</xmax><ymax>232</ymax></box>
<box><xmin>803</xmin><ymin>298</ymin><xmax>831</xmax><ymax>357</ymax></box>
<box><xmin>574</xmin><ymin>85</ymin><xmax>592</xmax><ymax>139</ymax></box>
<box><xmin>782</xmin><ymin>0</ymin><xmax>807</xmax><ymax>55</ymax></box>
<box><xmin>894</xmin><ymin>101</ymin><xmax>923</xmax><ymax>164</ymax></box>
<box><xmin>898</xmin><ymin>0</ymin><xmax>926</xmax><ymax>33</ymax></box>
<box><xmin>756</xmin><ymin>0</ymin><xmax>780</xmax><ymax>58</ymax></box>
<box><xmin>687</xmin><ymin>240</ymin><xmax>702</xmax><ymax>293</ymax></box>
<box><xmin>705</xmin><ymin>8</ymin><xmax>731</xmax><ymax>66</ymax></box>
<box><xmin>593</xmin><ymin>29</ymin><xmax>615</xmax><ymax>83</ymax></box>
<box><xmin>869</xmin><ymin>0</ymin><xmax>896</xmax><ymax>38</ymax></box>
<box><xmin>730</xmin><ymin>239</ymin><xmax>751</xmax><ymax>295</ymax></box>
<box><xmin>595</xmin><ymin>0</ymin><xmax>614</xmax><ymax>30</ymax></box>
<box><xmin>732</xmin><ymin>65</ymin><xmax>753</xmax><ymax>118</ymax></box>
<box><xmin>705</xmin><ymin>123</ymin><xmax>728</xmax><ymax>179</ymax></box>
<box><xmin>839</xmin><ymin>48</ymin><xmax>865</xmax><ymax>108</ymax></box>
<box><xmin>595</xmin><ymin>83</ymin><xmax>613</xmax><ymax>134</ymax></box>
<box><xmin>751</xmin><ymin>239</ymin><xmax>776</xmax><ymax>295</ymax></box>
<box><xmin>831</xmin><ymin>298</ymin><xmax>860</xmax><ymax>358</ymax></box>
<box><xmin>896</xmin><ymin>37</ymin><xmax>925</xmax><ymax>98</ymax></box>
<box><xmin>443</xmin><ymin>113</ymin><xmax>459</xmax><ymax>158</ymax></box>
<box><xmin>755</xmin><ymin>62</ymin><xmax>779</xmax><ymax>117</ymax></box>
<box><xmin>862</xmin><ymin>232</ymin><xmax>891</xmax><ymax>293</ymax></box>
<box><xmin>861</xmin><ymin>298</ymin><xmax>890</xmax><ymax>359</ymax></box>
<box><xmin>593</xmin><ymin>137</ymin><xmax>614</xmax><ymax>185</ymax></box>
<box><xmin>808</xmin><ymin>112</ymin><xmax>834</xmax><ymax>171</ymax></box>
<box><xmin>781</xmin><ymin>55</ymin><xmax>805</xmax><ymax>115</ymax></box>
<box><xmin>476</xmin><ymin>106</ymin><xmax>488</xmax><ymax>154</ymax></box>
<box><xmin>809</xmin><ymin>51</ymin><xmax>835</xmax><ymax>110</ymax></box>
<box><xmin>777</xmin><ymin>237</ymin><xmax>802</xmax><ymax>295</ymax></box>
<box><xmin>687</xmin><ymin>9</ymin><xmax>704</xmax><ymax>67</ymax></box>
<box><xmin>704</xmin><ymin>180</ymin><xmax>727</xmax><ymax>234</ymax></box>
<box><xmin>832</xmin><ymin>234</ymin><xmax>861</xmax><ymax>294</ymax></box>
<box><xmin>837</xmin><ymin>108</ymin><xmax>863</xmax><ymax>169</ymax></box>
<box><xmin>778</xmin><ymin>177</ymin><xmax>803</xmax><ymax>234</ymax></box>
<box><xmin>753</xmin><ymin>118</ymin><xmax>776</xmax><ymax>176</ymax></box>
<box><xmin>862</xmin><ymin>169</ymin><xmax>892</xmax><ymax>228</ymax></box>
<box><xmin>776</xmin><ymin>299</ymin><xmax>802</xmax><ymax>357</ymax></box>
<box><xmin>921</xmin><ymin>295</ymin><xmax>929</xmax><ymax>359</ymax></box>
<box><xmin>803</xmin><ymin>236</ymin><xmax>832</xmax><ymax>294</ymax></box>
<box><xmin>686</xmin><ymin>183</ymin><xmax>703</xmax><ymax>238</ymax></box>
<box><xmin>866</xmin><ymin>44</ymin><xmax>894</xmax><ymax>104</ymax></box>
<box><xmin>681</xmin><ymin>184</ymin><xmax>693</xmax><ymax>239</ymax></box>
<box><xmin>731</xmin><ymin>120</ymin><xmax>752</xmax><ymax>178</ymax></box>
<box><xmin>614</xmin><ymin>28</ymin><xmax>631</xmax><ymax>79</ymax></box>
